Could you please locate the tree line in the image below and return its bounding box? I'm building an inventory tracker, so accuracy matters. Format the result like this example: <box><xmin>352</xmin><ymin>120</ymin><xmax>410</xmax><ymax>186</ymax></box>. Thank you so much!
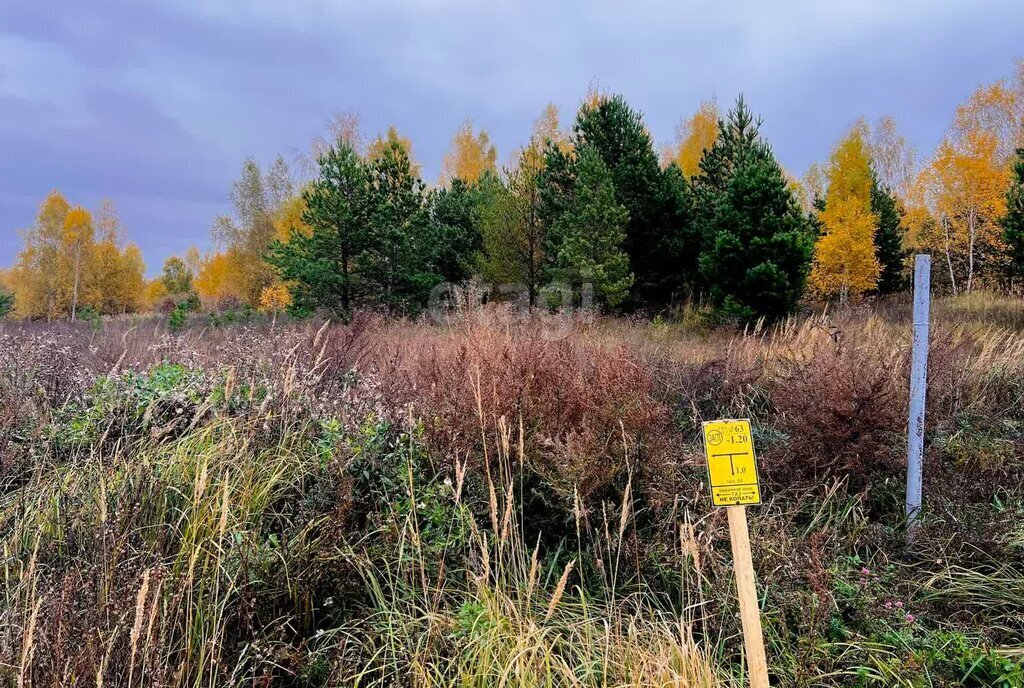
<box><xmin>200</xmin><ymin>93</ymin><xmax>815</xmax><ymax>321</ymax></box>
<box><xmin>4</xmin><ymin>60</ymin><xmax>1024</xmax><ymax>322</ymax></box>
<box><xmin>0</xmin><ymin>196</ymin><xmax>146</xmax><ymax>320</ymax></box>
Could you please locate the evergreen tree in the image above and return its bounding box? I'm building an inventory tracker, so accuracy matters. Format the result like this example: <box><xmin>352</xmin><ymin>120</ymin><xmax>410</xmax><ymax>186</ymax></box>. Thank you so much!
<box><xmin>1003</xmin><ymin>144</ymin><xmax>1024</xmax><ymax>278</ymax></box>
<box><xmin>538</xmin><ymin>140</ymin><xmax>576</xmax><ymax>230</ymax></box>
<box><xmin>570</xmin><ymin>95</ymin><xmax>696</xmax><ymax>307</ymax></box>
<box><xmin>268</xmin><ymin>141</ymin><xmax>369</xmax><ymax>315</ymax></box>
<box><xmin>693</xmin><ymin>96</ymin><xmax>762</xmax><ymax>194</ymax></box>
<box><xmin>361</xmin><ymin>137</ymin><xmax>439</xmax><ymax>310</ymax></box>
<box><xmin>649</xmin><ymin>163</ymin><xmax>696</xmax><ymax>301</ymax></box>
<box><xmin>548</xmin><ymin>146</ymin><xmax>633</xmax><ymax>307</ymax></box>
<box><xmin>271</xmin><ymin>139</ymin><xmax>445</xmax><ymax>314</ymax></box>
<box><xmin>871</xmin><ymin>175</ymin><xmax>908</xmax><ymax>294</ymax></box>
<box><xmin>426</xmin><ymin>178</ymin><xmax>484</xmax><ymax>284</ymax></box>
<box><xmin>694</xmin><ymin>96</ymin><xmax>815</xmax><ymax>321</ymax></box>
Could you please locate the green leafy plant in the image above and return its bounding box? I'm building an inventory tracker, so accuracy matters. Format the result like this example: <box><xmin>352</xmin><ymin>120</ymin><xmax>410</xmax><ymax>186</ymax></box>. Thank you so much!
<box><xmin>169</xmin><ymin>302</ymin><xmax>189</xmax><ymax>331</ymax></box>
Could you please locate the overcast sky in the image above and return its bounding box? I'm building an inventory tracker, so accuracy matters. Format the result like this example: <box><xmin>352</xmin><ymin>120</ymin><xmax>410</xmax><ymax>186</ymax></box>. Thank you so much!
<box><xmin>1</xmin><ymin>0</ymin><xmax>1022</xmax><ymax>274</ymax></box>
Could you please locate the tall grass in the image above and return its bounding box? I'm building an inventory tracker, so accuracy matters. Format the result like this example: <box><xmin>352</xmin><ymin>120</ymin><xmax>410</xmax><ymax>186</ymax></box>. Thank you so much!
<box><xmin>0</xmin><ymin>330</ymin><xmax>720</xmax><ymax>685</ymax></box>
<box><xmin>333</xmin><ymin>416</ymin><xmax>719</xmax><ymax>687</ymax></box>
<box><xmin>1</xmin><ymin>297</ymin><xmax>1023</xmax><ymax>685</ymax></box>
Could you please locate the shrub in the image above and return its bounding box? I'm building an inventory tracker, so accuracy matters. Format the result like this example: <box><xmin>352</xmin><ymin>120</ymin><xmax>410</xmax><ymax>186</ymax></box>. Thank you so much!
<box><xmin>768</xmin><ymin>323</ymin><xmax>905</xmax><ymax>493</ymax></box>
<box><xmin>0</xmin><ymin>288</ymin><xmax>13</xmax><ymax>318</ymax></box>
<box><xmin>168</xmin><ymin>302</ymin><xmax>188</xmax><ymax>331</ymax></box>
<box><xmin>368</xmin><ymin>314</ymin><xmax>680</xmax><ymax>533</ymax></box>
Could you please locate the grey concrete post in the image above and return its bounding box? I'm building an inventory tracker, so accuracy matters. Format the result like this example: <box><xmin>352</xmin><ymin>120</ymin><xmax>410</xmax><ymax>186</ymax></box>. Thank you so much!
<box><xmin>906</xmin><ymin>254</ymin><xmax>931</xmax><ymax>536</ymax></box>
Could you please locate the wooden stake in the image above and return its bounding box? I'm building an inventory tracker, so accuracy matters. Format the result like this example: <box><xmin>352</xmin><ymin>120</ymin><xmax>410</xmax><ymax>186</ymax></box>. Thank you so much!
<box><xmin>727</xmin><ymin>505</ymin><xmax>770</xmax><ymax>688</ymax></box>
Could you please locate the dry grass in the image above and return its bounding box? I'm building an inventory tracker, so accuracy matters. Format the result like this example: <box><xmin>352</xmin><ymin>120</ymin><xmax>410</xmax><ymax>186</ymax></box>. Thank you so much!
<box><xmin>0</xmin><ymin>294</ymin><xmax>1023</xmax><ymax>685</ymax></box>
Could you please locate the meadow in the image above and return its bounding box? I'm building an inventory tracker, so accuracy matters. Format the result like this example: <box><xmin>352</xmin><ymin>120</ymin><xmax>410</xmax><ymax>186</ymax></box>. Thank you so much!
<box><xmin>2</xmin><ymin>295</ymin><xmax>1023</xmax><ymax>687</ymax></box>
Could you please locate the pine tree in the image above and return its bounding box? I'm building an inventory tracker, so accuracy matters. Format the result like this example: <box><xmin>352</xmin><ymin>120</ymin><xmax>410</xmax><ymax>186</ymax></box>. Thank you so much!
<box><xmin>268</xmin><ymin>141</ymin><xmax>369</xmax><ymax>315</ymax></box>
<box><xmin>693</xmin><ymin>95</ymin><xmax>762</xmax><ymax>193</ymax></box>
<box><xmin>871</xmin><ymin>175</ymin><xmax>907</xmax><ymax>293</ymax></box>
<box><xmin>361</xmin><ymin>136</ymin><xmax>439</xmax><ymax>311</ymax></box>
<box><xmin>425</xmin><ymin>178</ymin><xmax>484</xmax><ymax>284</ymax></box>
<box><xmin>1003</xmin><ymin>143</ymin><xmax>1024</xmax><ymax>278</ymax></box>
<box><xmin>271</xmin><ymin>138</ymin><xmax>472</xmax><ymax>314</ymax></box>
<box><xmin>548</xmin><ymin>146</ymin><xmax>633</xmax><ymax>307</ymax></box>
<box><xmin>570</xmin><ymin>94</ymin><xmax>696</xmax><ymax>307</ymax></box>
<box><xmin>694</xmin><ymin>96</ymin><xmax>815</xmax><ymax>321</ymax></box>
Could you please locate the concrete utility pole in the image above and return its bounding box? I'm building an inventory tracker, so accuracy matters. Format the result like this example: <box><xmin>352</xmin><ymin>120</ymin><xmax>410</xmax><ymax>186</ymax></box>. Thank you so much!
<box><xmin>906</xmin><ymin>254</ymin><xmax>931</xmax><ymax>538</ymax></box>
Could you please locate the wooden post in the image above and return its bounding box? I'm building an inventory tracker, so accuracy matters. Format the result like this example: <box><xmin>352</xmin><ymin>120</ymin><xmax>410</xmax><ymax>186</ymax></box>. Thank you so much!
<box><xmin>727</xmin><ymin>505</ymin><xmax>770</xmax><ymax>688</ymax></box>
<box><xmin>906</xmin><ymin>254</ymin><xmax>931</xmax><ymax>538</ymax></box>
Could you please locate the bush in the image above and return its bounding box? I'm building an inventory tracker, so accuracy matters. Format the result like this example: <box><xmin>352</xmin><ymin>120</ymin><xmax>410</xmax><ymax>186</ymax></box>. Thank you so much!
<box><xmin>768</xmin><ymin>325</ymin><xmax>905</xmax><ymax>493</ymax></box>
<box><xmin>168</xmin><ymin>302</ymin><xmax>188</xmax><ymax>331</ymax></box>
<box><xmin>0</xmin><ymin>289</ymin><xmax>14</xmax><ymax>318</ymax></box>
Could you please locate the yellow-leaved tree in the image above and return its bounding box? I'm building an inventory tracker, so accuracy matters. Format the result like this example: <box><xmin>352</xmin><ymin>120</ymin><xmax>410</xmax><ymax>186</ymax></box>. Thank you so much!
<box><xmin>195</xmin><ymin>250</ymin><xmax>243</xmax><ymax>307</ymax></box>
<box><xmin>11</xmin><ymin>191</ymin><xmax>69</xmax><ymax>319</ymax></box>
<box><xmin>61</xmin><ymin>206</ymin><xmax>94</xmax><ymax>320</ymax></box>
<box><xmin>505</xmin><ymin>103</ymin><xmax>570</xmax><ymax>178</ymax></box>
<box><xmin>142</xmin><ymin>280</ymin><xmax>169</xmax><ymax>312</ymax></box>
<box><xmin>668</xmin><ymin>99</ymin><xmax>719</xmax><ymax>177</ymax></box>
<box><xmin>272</xmin><ymin>193</ymin><xmax>313</xmax><ymax>244</ymax></box>
<box><xmin>440</xmin><ymin>120</ymin><xmax>497</xmax><ymax>185</ymax></box>
<box><xmin>9</xmin><ymin>193</ymin><xmax>147</xmax><ymax>319</ymax></box>
<box><xmin>367</xmin><ymin>126</ymin><xmax>421</xmax><ymax>177</ymax></box>
<box><xmin>905</xmin><ymin>79</ymin><xmax>1015</xmax><ymax>292</ymax></box>
<box><xmin>194</xmin><ymin>251</ymin><xmax>247</xmax><ymax>308</ymax></box>
<box><xmin>582</xmin><ymin>81</ymin><xmax>607</xmax><ymax>112</ymax></box>
<box><xmin>809</xmin><ymin>123</ymin><xmax>880</xmax><ymax>302</ymax></box>
<box><xmin>86</xmin><ymin>199</ymin><xmax>146</xmax><ymax>315</ymax></box>
<box><xmin>258</xmin><ymin>283</ymin><xmax>291</xmax><ymax>327</ymax></box>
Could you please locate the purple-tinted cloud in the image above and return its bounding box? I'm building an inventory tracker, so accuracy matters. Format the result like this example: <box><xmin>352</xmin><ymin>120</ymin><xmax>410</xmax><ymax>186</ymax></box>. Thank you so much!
<box><xmin>0</xmin><ymin>0</ymin><xmax>1022</xmax><ymax>274</ymax></box>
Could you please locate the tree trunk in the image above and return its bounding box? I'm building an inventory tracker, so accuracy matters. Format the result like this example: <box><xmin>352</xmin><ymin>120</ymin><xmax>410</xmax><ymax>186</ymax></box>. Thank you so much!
<box><xmin>71</xmin><ymin>245</ymin><xmax>81</xmax><ymax>320</ymax></box>
<box><xmin>966</xmin><ymin>206</ymin><xmax>976</xmax><ymax>294</ymax></box>
<box><xmin>341</xmin><ymin>243</ymin><xmax>350</xmax><ymax>312</ymax></box>
<box><xmin>942</xmin><ymin>216</ymin><xmax>958</xmax><ymax>295</ymax></box>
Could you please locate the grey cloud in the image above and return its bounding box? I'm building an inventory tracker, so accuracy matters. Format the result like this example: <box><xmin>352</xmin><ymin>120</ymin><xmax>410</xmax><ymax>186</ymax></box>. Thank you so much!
<box><xmin>0</xmin><ymin>0</ymin><xmax>1022</xmax><ymax>272</ymax></box>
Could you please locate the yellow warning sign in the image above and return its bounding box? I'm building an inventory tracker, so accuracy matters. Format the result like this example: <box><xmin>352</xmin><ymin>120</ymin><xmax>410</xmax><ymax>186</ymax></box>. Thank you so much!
<box><xmin>702</xmin><ymin>419</ymin><xmax>762</xmax><ymax>507</ymax></box>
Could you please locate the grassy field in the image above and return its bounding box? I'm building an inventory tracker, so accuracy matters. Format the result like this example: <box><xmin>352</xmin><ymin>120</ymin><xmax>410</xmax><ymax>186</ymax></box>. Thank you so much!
<box><xmin>2</xmin><ymin>295</ymin><xmax>1024</xmax><ymax>686</ymax></box>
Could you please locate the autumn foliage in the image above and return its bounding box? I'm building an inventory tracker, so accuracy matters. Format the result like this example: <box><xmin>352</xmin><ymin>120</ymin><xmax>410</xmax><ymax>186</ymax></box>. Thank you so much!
<box><xmin>440</xmin><ymin>119</ymin><xmax>497</xmax><ymax>185</ymax></box>
<box><xmin>7</xmin><ymin>193</ymin><xmax>146</xmax><ymax>319</ymax></box>
<box><xmin>809</xmin><ymin>125</ymin><xmax>881</xmax><ymax>301</ymax></box>
<box><xmin>5</xmin><ymin>60</ymin><xmax>1024</xmax><ymax>321</ymax></box>
<box><xmin>667</xmin><ymin>99</ymin><xmax>719</xmax><ymax>178</ymax></box>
